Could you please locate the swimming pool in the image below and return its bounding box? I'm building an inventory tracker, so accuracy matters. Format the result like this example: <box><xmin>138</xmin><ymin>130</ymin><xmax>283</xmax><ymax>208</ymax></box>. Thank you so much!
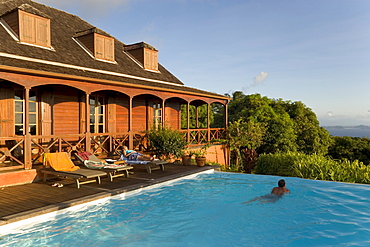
<box><xmin>1</xmin><ymin>171</ymin><xmax>370</xmax><ymax>246</ymax></box>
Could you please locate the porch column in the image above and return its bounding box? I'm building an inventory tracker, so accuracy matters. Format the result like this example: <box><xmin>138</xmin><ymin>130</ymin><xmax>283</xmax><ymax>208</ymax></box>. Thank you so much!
<box><xmin>128</xmin><ymin>97</ymin><xmax>133</xmax><ymax>149</ymax></box>
<box><xmin>24</xmin><ymin>87</ymin><xmax>32</xmax><ymax>169</ymax></box>
<box><xmin>224</xmin><ymin>101</ymin><xmax>229</xmax><ymax>167</ymax></box>
<box><xmin>162</xmin><ymin>99</ymin><xmax>165</xmax><ymax>127</ymax></box>
<box><xmin>187</xmin><ymin>102</ymin><xmax>190</xmax><ymax>143</ymax></box>
<box><xmin>195</xmin><ymin>105</ymin><xmax>199</xmax><ymax>129</ymax></box>
<box><xmin>207</xmin><ymin>103</ymin><xmax>210</xmax><ymax>142</ymax></box>
<box><xmin>224</xmin><ymin>102</ymin><xmax>228</xmax><ymax>128</ymax></box>
<box><xmin>85</xmin><ymin>93</ymin><xmax>91</xmax><ymax>152</ymax></box>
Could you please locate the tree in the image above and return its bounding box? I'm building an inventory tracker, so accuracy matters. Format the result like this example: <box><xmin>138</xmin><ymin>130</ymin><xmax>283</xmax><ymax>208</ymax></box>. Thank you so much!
<box><xmin>328</xmin><ymin>136</ymin><xmax>370</xmax><ymax>165</ymax></box>
<box><xmin>226</xmin><ymin>119</ymin><xmax>265</xmax><ymax>171</ymax></box>
<box><xmin>272</xmin><ymin>100</ymin><xmax>332</xmax><ymax>155</ymax></box>
<box><xmin>228</xmin><ymin>92</ymin><xmax>297</xmax><ymax>153</ymax></box>
<box><xmin>227</xmin><ymin>92</ymin><xmax>331</xmax><ymax>155</ymax></box>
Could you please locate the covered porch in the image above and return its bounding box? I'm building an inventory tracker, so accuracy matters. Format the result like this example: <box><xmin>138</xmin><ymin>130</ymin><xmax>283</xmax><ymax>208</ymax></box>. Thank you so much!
<box><xmin>0</xmin><ymin>70</ymin><xmax>228</xmax><ymax>175</ymax></box>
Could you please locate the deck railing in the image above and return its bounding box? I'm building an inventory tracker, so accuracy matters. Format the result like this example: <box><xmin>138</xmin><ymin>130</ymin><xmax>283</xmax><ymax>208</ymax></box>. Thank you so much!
<box><xmin>0</xmin><ymin>128</ymin><xmax>225</xmax><ymax>171</ymax></box>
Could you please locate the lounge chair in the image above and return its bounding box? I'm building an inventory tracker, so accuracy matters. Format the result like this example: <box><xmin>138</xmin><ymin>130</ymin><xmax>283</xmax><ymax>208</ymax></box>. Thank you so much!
<box><xmin>41</xmin><ymin>152</ymin><xmax>107</xmax><ymax>188</ymax></box>
<box><xmin>119</xmin><ymin>154</ymin><xmax>167</xmax><ymax>174</ymax></box>
<box><xmin>74</xmin><ymin>151</ymin><xmax>134</xmax><ymax>179</ymax></box>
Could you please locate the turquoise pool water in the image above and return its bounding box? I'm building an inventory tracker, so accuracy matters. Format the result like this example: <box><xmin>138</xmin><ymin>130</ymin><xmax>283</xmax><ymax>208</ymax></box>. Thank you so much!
<box><xmin>1</xmin><ymin>171</ymin><xmax>370</xmax><ymax>246</ymax></box>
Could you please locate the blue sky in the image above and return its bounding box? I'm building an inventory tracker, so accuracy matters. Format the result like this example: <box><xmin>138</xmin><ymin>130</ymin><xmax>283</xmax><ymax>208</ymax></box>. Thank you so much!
<box><xmin>37</xmin><ymin>0</ymin><xmax>370</xmax><ymax>126</ymax></box>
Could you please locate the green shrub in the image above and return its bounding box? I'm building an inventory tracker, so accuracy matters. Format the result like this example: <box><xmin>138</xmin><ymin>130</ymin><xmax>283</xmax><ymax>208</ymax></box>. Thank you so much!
<box><xmin>255</xmin><ymin>152</ymin><xmax>370</xmax><ymax>184</ymax></box>
<box><xmin>147</xmin><ymin>126</ymin><xmax>188</xmax><ymax>159</ymax></box>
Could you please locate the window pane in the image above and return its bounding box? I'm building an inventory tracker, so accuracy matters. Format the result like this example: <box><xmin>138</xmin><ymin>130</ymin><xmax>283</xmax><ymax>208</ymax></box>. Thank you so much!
<box><xmin>90</xmin><ymin>106</ymin><xmax>95</xmax><ymax>114</ymax></box>
<box><xmin>15</xmin><ymin>113</ymin><xmax>23</xmax><ymax>124</ymax></box>
<box><xmin>90</xmin><ymin>116</ymin><xmax>95</xmax><ymax>124</ymax></box>
<box><xmin>15</xmin><ymin>101</ymin><xmax>23</xmax><ymax>112</ymax></box>
<box><xmin>98</xmin><ymin>115</ymin><xmax>104</xmax><ymax>123</ymax></box>
<box><xmin>29</xmin><ymin>125</ymin><xmax>36</xmax><ymax>135</ymax></box>
<box><xmin>29</xmin><ymin>114</ymin><xmax>36</xmax><ymax>124</ymax></box>
<box><xmin>90</xmin><ymin>125</ymin><xmax>95</xmax><ymax>133</ymax></box>
<box><xmin>29</xmin><ymin>102</ymin><xmax>36</xmax><ymax>112</ymax></box>
<box><xmin>98</xmin><ymin>125</ymin><xmax>104</xmax><ymax>133</ymax></box>
<box><xmin>157</xmin><ymin>110</ymin><xmax>162</xmax><ymax>117</ymax></box>
<box><xmin>90</xmin><ymin>98</ymin><xmax>95</xmax><ymax>105</ymax></box>
<box><xmin>98</xmin><ymin>106</ymin><xmax>103</xmax><ymax>114</ymax></box>
<box><xmin>15</xmin><ymin>125</ymin><xmax>23</xmax><ymax>135</ymax></box>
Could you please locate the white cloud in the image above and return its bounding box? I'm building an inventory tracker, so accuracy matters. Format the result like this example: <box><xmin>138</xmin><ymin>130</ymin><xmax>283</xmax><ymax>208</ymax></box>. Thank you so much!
<box><xmin>242</xmin><ymin>71</ymin><xmax>268</xmax><ymax>93</ymax></box>
<box><xmin>253</xmin><ymin>71</ymin><xmax>268</xmax><ymax>84</ymax></box>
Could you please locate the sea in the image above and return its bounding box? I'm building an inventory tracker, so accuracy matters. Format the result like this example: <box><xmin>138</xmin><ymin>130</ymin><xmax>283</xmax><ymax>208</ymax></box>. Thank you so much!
<box><xmin>324</xmin><ymin>126</ymin><xmax>370</xmax><ymax>138</ymax></box>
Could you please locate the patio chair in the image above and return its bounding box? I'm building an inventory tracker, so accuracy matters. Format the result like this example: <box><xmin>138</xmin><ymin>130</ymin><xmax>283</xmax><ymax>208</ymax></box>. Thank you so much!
<box><xmin>41</xmin><ymin>152</ymin><xmax>107</xmax><ymax>189</ymax></box>
<box><xmin>73</xmin><ymin>151</ymin><xmax>133</xmax><ymax>179</ymax></box>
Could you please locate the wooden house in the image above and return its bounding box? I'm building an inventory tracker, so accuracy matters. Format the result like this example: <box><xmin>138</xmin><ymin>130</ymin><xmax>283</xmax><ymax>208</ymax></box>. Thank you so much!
<box><xmin>0</xmin><ymin>0</ymin><xmax>229</xmax><ymax>185</ymax></box>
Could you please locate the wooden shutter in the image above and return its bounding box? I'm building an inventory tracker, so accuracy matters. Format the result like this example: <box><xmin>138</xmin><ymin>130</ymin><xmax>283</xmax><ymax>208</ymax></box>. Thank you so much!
<box><xmin>35</xmin><ymin>17</ymin><xmax>50</xmax><ymax>47</ymax></box>
<box><xmin>105</xmin><ymin>38</ymin><xmax>114</xmax><ymax>61</ymax></box>
<box><xmin>19</xmin><ymin>10</ymin><xmax>50</xmax><ymax>48</ymax></box>
<box><xmin>95</xmin><ymin>34</ymin><xmax>105</xmax><ymax>60</ymax></box>
<box><xmin>144</xmin><ymin>49</ymin><xmax>158</xmax><ymax>71</ymax></box>
<box><xmin>19</xmin><ymin>11</ymin><xmax>35</xmax><ymax>44</ymax></box>
<box><xmin>41</xmin><ymin>91</ymin><xmax>54</xmax><ymax>136</ymax></box>
<box><xmin>95</xmin><ymin>34</ymin><xmax>114</xmax><ymax>61</ymax></box>
<box><xmin>0</xmin><ymin>88</ymin><xmax>15</xmax><ymax>137</ymax></box>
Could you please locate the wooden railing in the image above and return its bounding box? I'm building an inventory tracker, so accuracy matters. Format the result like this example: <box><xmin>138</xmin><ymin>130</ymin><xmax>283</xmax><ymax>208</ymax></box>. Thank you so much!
<box><xmin>0</xmin><ymin>128</ymin><xmax>225</xmax><ymax>171</ymax></box>
<box><xmin>180</xmin><ymin>128</ymin><xmax>226</xmax><ymax>145</ymax></box>
<box><xmin>0</xmin><ymin>136</ymin><xmax>25</xmax><ymax>171</ymax></box>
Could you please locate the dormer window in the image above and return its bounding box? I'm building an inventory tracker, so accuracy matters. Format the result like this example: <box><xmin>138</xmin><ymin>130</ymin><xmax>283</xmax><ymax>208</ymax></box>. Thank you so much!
<box><xmin>1</xmin><ymin>4</ymin><xmax>51</xmax><ymax>48</ymax></box>
<box><xmin>124</xmin><ymin>42</ymin><xmax>159</xmax><ymax>72</ymax></box>
<box><xmin>74</xmin><ymin>28</ymin><xmax>115</xmax><ymax>63</ymax></box>
<box><xmin>19</xmin><ymin>10</ymin><xmax>50</xmax><ymax>47</ymax></box>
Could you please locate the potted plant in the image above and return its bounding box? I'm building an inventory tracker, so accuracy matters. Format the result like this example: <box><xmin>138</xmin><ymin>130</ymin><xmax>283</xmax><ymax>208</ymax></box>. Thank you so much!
<box><xmin>180</xmin><ymin>149</ymin><xmax>192</xmax><ymax>166</ymax></box>
<box><xmin>193</xmin><ymin>146</ymin><xmax>208</xmax><ymax>167</ymax></box>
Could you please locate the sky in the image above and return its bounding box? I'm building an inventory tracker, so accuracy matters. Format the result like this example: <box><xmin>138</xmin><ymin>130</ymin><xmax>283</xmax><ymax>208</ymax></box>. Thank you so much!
<box><xmin>36</xmin><ymin>0</ymin><xmax>370</xmax><ymax>126</ymax></box>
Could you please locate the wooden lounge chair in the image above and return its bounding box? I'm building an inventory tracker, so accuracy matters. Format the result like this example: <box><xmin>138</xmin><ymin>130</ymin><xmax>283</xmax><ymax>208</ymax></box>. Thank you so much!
<box><xmin>74</xmin><ymin>151</ymin><xmax>134</xmax><ymax>179</ymax></box>
<box><xmin>41</xmin><ymin>152</ymin><xmax>107</xmax><ymax>189</ymax></box>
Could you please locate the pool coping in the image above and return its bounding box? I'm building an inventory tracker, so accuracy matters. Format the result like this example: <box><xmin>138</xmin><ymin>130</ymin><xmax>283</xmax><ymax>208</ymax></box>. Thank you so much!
<box><xmin>0</xmin><ymin>166</ymin><xmax>215</xmax><ymax>227</ymax></box>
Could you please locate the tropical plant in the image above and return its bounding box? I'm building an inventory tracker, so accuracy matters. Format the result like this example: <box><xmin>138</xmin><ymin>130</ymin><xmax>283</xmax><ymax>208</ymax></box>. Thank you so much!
<box><xmin>254</xmin><ymin>151</ymin><xmax>370</xmax><ymax>184</ymax></box>
<box><xmin>147</xmin><ymin>125</ymin><xmax>188</xmax><ymax>159</ymax></box>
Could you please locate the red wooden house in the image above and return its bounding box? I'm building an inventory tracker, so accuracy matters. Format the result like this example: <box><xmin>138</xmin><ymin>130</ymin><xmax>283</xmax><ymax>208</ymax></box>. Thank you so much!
<box><xmin>0</xmin><ymin>0</ymin><xmax>229</xmax><ymax>186</ymax></box>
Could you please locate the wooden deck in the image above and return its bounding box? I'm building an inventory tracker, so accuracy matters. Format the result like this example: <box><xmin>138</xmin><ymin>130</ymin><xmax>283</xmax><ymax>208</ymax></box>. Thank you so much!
<box><xmin>0</xmin><ymin>163</ymin><xmax>217</xmax><ymax>226</ymax></box>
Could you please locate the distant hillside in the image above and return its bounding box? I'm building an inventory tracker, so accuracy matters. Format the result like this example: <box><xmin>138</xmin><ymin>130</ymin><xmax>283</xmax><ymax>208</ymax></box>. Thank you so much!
<box><xmin>323</xmin><ymin>125</ymin><xmax>370</xmax><ymax>130</ymax></box>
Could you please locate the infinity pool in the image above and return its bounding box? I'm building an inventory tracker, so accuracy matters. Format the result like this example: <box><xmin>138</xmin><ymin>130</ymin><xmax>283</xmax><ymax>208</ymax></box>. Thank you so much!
<box><xmin>1</xmin><ymin>171</ymin><xmax>370</xmax><ymax>246</ymax></box>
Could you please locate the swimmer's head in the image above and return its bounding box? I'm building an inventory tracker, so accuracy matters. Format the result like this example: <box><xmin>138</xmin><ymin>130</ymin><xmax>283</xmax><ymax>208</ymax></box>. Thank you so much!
<box><xmin>278</xmin><ymin>179</ymin><xmax>286</xmax><ymax>187</ymax></box>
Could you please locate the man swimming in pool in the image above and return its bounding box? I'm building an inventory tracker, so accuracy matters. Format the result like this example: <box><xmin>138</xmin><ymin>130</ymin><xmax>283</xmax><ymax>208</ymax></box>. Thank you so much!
<box><xmin>244</xmin><ymin>179</ymin><xmax>290</xmax><ymax>204</ymax></box>
<box><xmin>271</xmin><ymin>179</ymin><xmax>290</xmax><ymax>195</ymax></box>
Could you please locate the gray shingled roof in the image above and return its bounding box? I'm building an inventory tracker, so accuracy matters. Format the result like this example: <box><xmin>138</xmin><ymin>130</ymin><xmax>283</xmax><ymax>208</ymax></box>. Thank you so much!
<box><xmin>0</xmin><ymin>0</ymin><xmax>228</xmax><ymax>99</ymax></box>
